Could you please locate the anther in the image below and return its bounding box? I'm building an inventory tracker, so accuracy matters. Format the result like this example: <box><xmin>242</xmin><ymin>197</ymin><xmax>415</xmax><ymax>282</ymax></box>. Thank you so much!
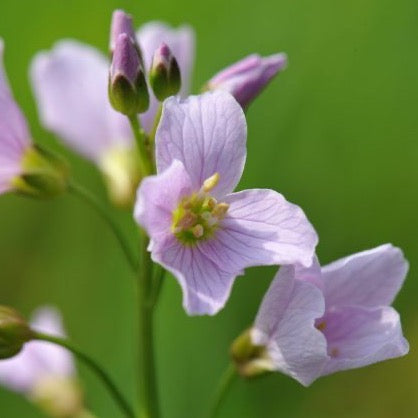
<box><xmin>203</xmin><ymin>173</ymin><xmax>220</xmax><ymax>193</ymax></box>
<box><xmin>192</xmin><ymin>224</ymin><xmax>204</xmax><ymax>238</ymax></box>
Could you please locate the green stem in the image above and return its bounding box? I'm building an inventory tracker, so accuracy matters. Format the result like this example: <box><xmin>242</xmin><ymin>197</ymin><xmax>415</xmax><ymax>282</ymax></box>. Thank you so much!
<box><xmin>68</xmin><ymin>181</ymin><xmax>137</xmax><ymax>272</ymax></box>
<box><xmin>209</xmin><ymin>364</ymin><xmax>237</xmax><ymax>418</ymax></box>
<box><xmin>149</xmin><ymin>103</ymin><xmax>163</xmax><ymax>144</ymax></box>
<box><xmin>32</xmin><ymin>332</ymin><xmax>135</xmax><ymax>418</ymax></box>
<box><xmin>150</xmin><ymin>266</ymin><xmax>166</xmax><ymax>308</ymax></box>
<box><xmin>128</xmin><ymin>116</ymin><xmax>153</xmax><ymax>176</ymax></box>
<box><xmin>137</xmin><ymin>230</ymin><xmax>160</xmax><ymax>418</ymax></box>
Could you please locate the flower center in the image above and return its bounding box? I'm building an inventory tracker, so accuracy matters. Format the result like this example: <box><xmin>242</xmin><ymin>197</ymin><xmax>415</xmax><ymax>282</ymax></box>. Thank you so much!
<box><xmin>171</xmin><ymin>173</ymin><xmax>229</xmax><ymax>245</ymax></box>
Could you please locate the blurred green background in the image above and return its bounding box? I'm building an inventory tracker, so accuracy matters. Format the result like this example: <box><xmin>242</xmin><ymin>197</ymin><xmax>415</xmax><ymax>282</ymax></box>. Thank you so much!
<box><xmin>1</xmin><ymin>0</ymin><xmax>417</xmax><ymax>416</ymax></box>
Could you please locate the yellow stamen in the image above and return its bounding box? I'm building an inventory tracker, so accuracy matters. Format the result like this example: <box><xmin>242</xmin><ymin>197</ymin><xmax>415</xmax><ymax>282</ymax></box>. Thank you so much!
<box><xmin>212</xmin><ymin>203</ymin><xmax>229</xmax><ymax>219</ymax></box>
<box><xmin>192</xmin><ymin>224</ymin><xmax>204</xmax><ymax>238</ymax></box>
<box><xmin>203</xmin><ymin>172</ymin><xmax>220</xmax><ymax>192</ymax></box>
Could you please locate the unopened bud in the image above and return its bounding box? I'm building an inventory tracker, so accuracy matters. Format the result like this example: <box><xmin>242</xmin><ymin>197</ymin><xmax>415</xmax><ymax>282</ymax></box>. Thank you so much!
<box><xmin>149</xmin><ymin>43</ymin><xmax>181</xmax><ymax>101</ymax></box>
<box><xmin>230</xmin><ymin>328</ymin><xmax>272</xmax><ymax>378</ymax></box>
<box><xmin>110</xmin><ymin>10</ymin><xmax>137</xmax><ymax>53</ymax></box>
<box><xmin>206</xmin><ymin>53</ymin><xmax>287</xmax><ymax>109</ymax></box>
<box><xmin>109</xmin><ymin>34</ymin><xmax>149</xmax><ymax>115</ymax></box>
<box><xmin>0</xmin><ymin>306</ymin><xmax>32</xmax><ymax>359</ymax></box>
<box><xmin>12</xmin><ymin>145</ymin><xmax>70</xmax><ymax>199</ymax></box>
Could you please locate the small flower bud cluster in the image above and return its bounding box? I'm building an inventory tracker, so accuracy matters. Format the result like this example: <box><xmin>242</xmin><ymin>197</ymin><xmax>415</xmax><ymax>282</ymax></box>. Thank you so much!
<box><xmin>109</xmin><ymin>11</ymin><xmax>149</xmax><ymax>116</ymax></box>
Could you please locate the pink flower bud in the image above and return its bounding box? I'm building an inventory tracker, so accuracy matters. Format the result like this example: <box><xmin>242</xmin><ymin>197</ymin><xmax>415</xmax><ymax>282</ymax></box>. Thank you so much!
<box><xmin>207</xmin><ymin>53</ymin><xmax>287</xmax><ymax>108</ymax></box>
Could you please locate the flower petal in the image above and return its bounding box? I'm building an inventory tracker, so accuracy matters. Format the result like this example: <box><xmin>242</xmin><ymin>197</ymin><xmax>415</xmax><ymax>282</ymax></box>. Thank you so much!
<box><xmin>0</xmin><ymin>39</ymin><xmax>30</xmax><ymax>193</ymax></box>
<box><xmin>322</xmin><ymin>244</ymin><xmax>408</xmax><ymax>309</ymax></box>
<box><xmin>321</xmin><ymin>305</ymin><xmax>409</xmax><ymax>376</ymax></box>
<box><xmin>253</xmin><ymin>266</ymin><xmax>328</xmax><ymax>386</ymax></box>
<box><xmin>0</xmin><ymin>306</ymin><xmax>74</xmax><ymax>393</ymax></box>
<box><xmin>210</xmin><ymin>189</ymin><xmax>318</xmax><ymax>269</ymax></box>
<box><xmin>134</xmin><ymin>160</ymin><xmax>193</xmax><ymax>243</ymax></box>
<box><xmin>156</xmin><ymin>91</ymin><xmax>247</xmax><ymax>197</ymax></box>
<box><xmin>151</xmin><ymin>236</ymin><xmax>239</xmax><ymax>315</ymax></box>
<box><xmin>30</xmin><ymin>40</ymin><xmax>133</xmax><ymax>162</ymax></box>
<box><xmin>137</xmin><ymin>22</ymin><xmax>195</xmax><ymax>133</ymax></box>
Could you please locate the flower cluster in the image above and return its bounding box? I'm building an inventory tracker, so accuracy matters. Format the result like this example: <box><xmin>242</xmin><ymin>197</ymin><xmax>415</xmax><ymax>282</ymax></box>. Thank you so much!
<box><xmin>0</xmin><ymin>7</ymin><xmax>409</xmax><ymax>418</ymax></box>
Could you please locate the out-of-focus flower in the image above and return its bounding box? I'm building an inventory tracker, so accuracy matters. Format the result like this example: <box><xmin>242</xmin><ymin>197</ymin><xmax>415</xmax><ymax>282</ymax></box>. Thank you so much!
<box><xmin>234</xmin><ymin>244</ymin><xmax>409</xmax><ymax>385</ymax></box>
<box><xmin>206</xmin><ymin>53</ymin><xmax>287</xmax><ymax>109</ymax></box>
<box><xmin>109</xmin><ymin>33</ymin><xmax>149</xmax><ymax>116</ymax></box>
<box><xmin>134</xmin><ymin>91</ymin><xmax>318</xmax><ymax>315</ymax></box>
<box><xmin>149</xmin><ymin>43</ymin><xmax>181</xmax><ymax>101</ymax></box>
<box><xmin>31</xmin><ymin>19</ymin><xmax>195</xmax><ymax>205</ymax></box>
<box><xmin>0</xmin><ymin>39</ymin><xmax>68</xmax><ymax>199</ymax></box>
<box><xmin>0</xmin><ymin>307</ymin><xmax>86</xmax><ymax>417</ymax></box>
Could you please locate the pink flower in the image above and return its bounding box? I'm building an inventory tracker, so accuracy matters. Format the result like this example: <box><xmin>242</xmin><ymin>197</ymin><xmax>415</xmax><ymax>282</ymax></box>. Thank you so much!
<box><xmin>134</xmin><ymin>91</ymin><xmax>318</xmax><ymax>315</ymax></box>
<box><xmin>251</xmin><ymin>244</ymin><xmax>409</xmax><ymax>385</ymax></box>
<box><xmin>0</xmin><ymin>307</ymin><xmax>74</xmax><ymax>394</ymax></box>
<box><xmin>0</xmin><ymin>39</ymin><xmax>32</xmax><ymax>195</ymax></box>
<box><xmin>207</xmin><ymin>53</ymin><xmax>287</xmax><ymax>109</ymax></box>
<box><xmin>30</xmin><ymin>21</ymin><xmax>195</xmax><ymax>205</ymax></box>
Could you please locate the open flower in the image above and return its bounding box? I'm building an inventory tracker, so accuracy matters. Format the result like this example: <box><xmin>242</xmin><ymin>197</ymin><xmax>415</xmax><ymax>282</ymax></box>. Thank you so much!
<box><xmin>0</xmin><ymin>38</ymin><xmax>32</xmax><ymax>195</ymax></box>
<box><xmin>0</xmin><ymin>39</ymin><xmax>68</xmax><ymax>199</ymax></box>
<box><xmin>30</xmin><ymin>19</ymin><xmax>195</xmax><ymax>205</ymax></box>
<box><xmin>0</xmin><ymin>307</ymin><xmax>85</xmax><ymax>417</ymax></box>
<box><xmin>244</xmin><ymin>244</ymin><xmax>409</xmax><ymax>385</ymax></box>
<box><xmin>206</xmin><ymin>53</ymin><xmax>287</xmax><ymax>109</ymax></box>
<box><xmin>134</xmin><ymin>91</ymin><xmax>317</xmax><ymax>315</ymax></box>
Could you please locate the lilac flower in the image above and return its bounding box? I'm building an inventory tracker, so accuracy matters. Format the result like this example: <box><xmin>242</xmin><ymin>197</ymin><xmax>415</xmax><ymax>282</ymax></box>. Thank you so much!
<box><xmin>0</xmin><ymin>307</ymin><xmax>77</xmax><ymax>401</ymax></box>
<box><xmin>134</xmin><ymin>91</ymin><xmax>317</xmax><ymax>315</ymax></box>
<box><xmin>31</xmin><ymin>22</ymin><xmax>194</xmax><ymax>203</ymax></box>
<box><xmin>206</xmin><ymin>53</ymin><xmax>287</xmax><ymax>109</ymax></box>
<box><xmin>250</xmin><ymin>244</ymin><xmax>409</xmax><ymax>385</ymax></box>
<box><xmin>31</xmin><ymin>21</ymin><xmax>195</xmax><ymax>139</ymax></box>
<box><xmin>0</xmin><ymin>39</ymin><xmax>32</xmax><ymax>195</ymax></box>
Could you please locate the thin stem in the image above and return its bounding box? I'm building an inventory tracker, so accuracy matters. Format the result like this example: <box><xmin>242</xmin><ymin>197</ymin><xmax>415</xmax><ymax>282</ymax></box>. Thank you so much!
<box><xmin>209</xmin><ymin>364</ymin><xmax>237</xmax><ymax>418</ymax></box>
<box><xmin>33</xmin><ymin>332</ymin><xmax>135</xmax><ymax>418</ymax></box>
<box><xmin>149</xmin><ymin>103</ymin><xmax>163</xmax><ymax>144</ymax></box>
<box><xmin>128</xmin><ymin>115</ymin><xmax>153</xmax><ymax>176</ymax></box>
<box><xmin>150</xmin><ymin>265</ymin><xmax>166</xmax><ymax>308</ymax></box>
<box><xmin>137</xmin><ymin>230</ymin><xmax>160</xmax><ymax>418</ymax></box>
<box><xmin>68</xmin><ymin>181</ymin><xmax>137</xmax><ymax>272</ymax></box>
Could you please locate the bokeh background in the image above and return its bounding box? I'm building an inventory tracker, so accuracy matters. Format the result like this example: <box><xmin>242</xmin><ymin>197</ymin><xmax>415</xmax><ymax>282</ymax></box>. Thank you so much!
<box><xmin>1</xmin><ymin>0</ymin><xmax>417</xmax><ymax>416</ymax></box>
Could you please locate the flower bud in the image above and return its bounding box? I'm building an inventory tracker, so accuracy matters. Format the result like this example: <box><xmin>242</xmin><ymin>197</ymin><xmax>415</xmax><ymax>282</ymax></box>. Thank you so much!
<box><xmin>109</xmin><ymin>33</ymin><xmax>149</xmax><ymax>115</ymax></box>
<box><xmin>149</xmin><ymin>43</ymin><xmax>181</xmax><ymax>101</ymax></box>
<box><xmin>110</xmin><ymin>10</ymin><xmax>137</xmax><ymax>53</ymax></box>
<box><xmin>230</xmin><ymin>328</ymin><xmax>272</xmax><ymax>378</ymax></box>
<box><xmin>206</xmin><ymin>53</ymin><xmax>287</xmax><ymax>109</ymax></box>
<box><xmin>0</xmin><ymin>306</ymin><xmax>32</xmax><ymax>359</ymax></box>
<box><xmin>12</xmin><ymin>145</ymin><xmax>70</xmax><ymax>199</ymax></box>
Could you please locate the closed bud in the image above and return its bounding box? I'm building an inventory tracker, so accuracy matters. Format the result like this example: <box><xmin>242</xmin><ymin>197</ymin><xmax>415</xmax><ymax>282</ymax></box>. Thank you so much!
<box><xmin>230</xmin><ymin>328</ymin><xmax>272</xmax><ymax>378</ymax></box>
<box><xmin>109</xmin><ymin>33</ymin><xmax>149</xmax><ymax>115</ymax></box>
<box><xmin>12</xmin><ymin>145</ymin><xmax>70</xmax><ymax>199</ymax></box>
<box><xmin>205</xmin><ymin>53</ymin><xmax>287</xmax><ymax>109</ymax></box>
<box><xmin>0</xmin><ymin>306</ymin><xmax>32</xmax><ymax>359</ymax></box>
<box><xmin>110</xmin><ymin>10</ymin><xmax>137</xmax><ymax>53</ymax></box>
<box><xmin>149</xmin><ymin>43</ymin><xmax>181</xmax><ymax>101</ymax></box>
